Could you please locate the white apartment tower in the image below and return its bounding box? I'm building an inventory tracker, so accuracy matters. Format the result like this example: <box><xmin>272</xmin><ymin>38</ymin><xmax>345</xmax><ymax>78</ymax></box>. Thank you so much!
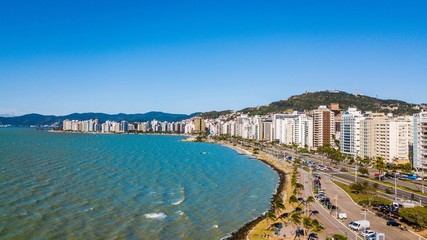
<box><xmin>414</xmin><ymin>111</ymin><xmax>427</xmax><ymax>169</ymax></box>
<box><xmin>359</xmin><ymin>113</ymin><xmax>412</xmax><ymax>162</ymax></box>
<box><xmin>272</xmin><ymin>112</ymin><xmax>313</xmax><ymax>148</ymax></box>
<box><xmin>340</xmin><ymin>108</ymin><xmax>363</xmax><ymax>156</ymax></box>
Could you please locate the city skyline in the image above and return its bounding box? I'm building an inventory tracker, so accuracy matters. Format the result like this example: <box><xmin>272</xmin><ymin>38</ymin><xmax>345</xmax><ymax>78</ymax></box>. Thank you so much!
<box><xmin>1</xmin><ymin>1</ymin><xmax>426</xmax><ymax>116</ymax></box>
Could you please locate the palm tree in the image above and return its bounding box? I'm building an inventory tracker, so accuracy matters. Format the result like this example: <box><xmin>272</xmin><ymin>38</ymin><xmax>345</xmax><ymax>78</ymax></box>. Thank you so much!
<box><xmin>289</xmin><ymin>195</ymin><xmax>298</xmax><ymax>205</ymax></box>
<box><xmin>293</xmin><ymin>183</ymin><xmax>304</xmax><ymax>195</ymax></box>
<box><xmin>289</xmin><ymin>212</ymin><xmax>302</xmax><ymax>239</ymax></box>
<box><xmin>304</xmin><ymin>196</ymin><xmax>315</xmax><ymax>216</ymax></box>
<box><xmin>374</xmin><ymin>156</ymin><xmax>386</xmax><ymax>180</ymax></box>
<box><xmin>302</xmin><ymin>217</ymin><xmax>313</xmax><ymax>237</ymax></box>
<box><xmin>273</xmin><ymin>198</ymin><xmax>285</xmax><ymax>216</ymax></box>
<box><xmin>266</xmin><ymin>210</ymin><xmax>276</xmax><ymax>228</ymax></box>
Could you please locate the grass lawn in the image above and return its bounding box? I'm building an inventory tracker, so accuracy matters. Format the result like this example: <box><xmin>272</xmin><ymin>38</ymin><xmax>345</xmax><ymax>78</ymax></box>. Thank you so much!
<box><xmin>333</xmin><ymin>181</ymin><xmax>392</xmax><ymax>206</ymax></box>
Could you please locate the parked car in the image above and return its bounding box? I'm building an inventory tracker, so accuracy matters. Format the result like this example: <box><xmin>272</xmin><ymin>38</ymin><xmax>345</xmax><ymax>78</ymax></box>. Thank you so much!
<box><xmin>338</xmin><ymin>212</ymin><xmax>347</xmax><ymax>219</ymax></box>
<box><xmin>367</xmin><ymin>233</ymin><xmax>377</xmax><ymax>240</ymax></box>
<box><xmin>348</xmin><ymin>220</ymin><xmax>370</xmax><ymax>231</ymax></box>
<box><xmin>308</xmin><ymin>233</ymin><xmax>318</xmax><ymax>239</ymax></box>
<box><xmin>361</xmin><ymin>230</ymin><xmax>375</xmax><ymax>237</ymax></box>
<box><xmin>386</xmin><ymin>218</ymin><xmax>401</xmax><ymax>227</ymax></box>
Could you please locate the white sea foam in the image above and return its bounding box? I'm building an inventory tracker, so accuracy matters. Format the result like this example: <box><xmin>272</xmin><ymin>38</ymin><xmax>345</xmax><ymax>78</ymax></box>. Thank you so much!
<box><xmin>80</xmin><ymin>207</ymin><xmax>94</xmax><ymax>213</ymax></box>
<box><xmin>176</xmin><ymin>210</ymin><xmax>185</xmax><ymax>216</ymax></box>
<box><xmin>144</xmin><ymin>212</ymin><xmax>167</xmax><ymax>220</ymax></box>
<box><xmin>172</xmin><ymin>197</ymin><xmax>185</xmax><ymax>206</ymax></box>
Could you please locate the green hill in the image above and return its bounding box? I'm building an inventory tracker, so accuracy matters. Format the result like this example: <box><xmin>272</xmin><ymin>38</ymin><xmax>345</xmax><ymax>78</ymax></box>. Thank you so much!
<box><xmin>239</xmin><ymin>91</ymin><xmax>420</xmax><ymax>116</ymax></box>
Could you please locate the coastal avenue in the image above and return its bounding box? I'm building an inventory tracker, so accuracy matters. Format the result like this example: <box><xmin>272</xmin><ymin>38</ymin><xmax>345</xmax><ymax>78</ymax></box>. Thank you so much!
<box><xmin>298</xmin><ymin>169</ymin><xmax>358</xmax><ymax>240</ymax></box>
<box><xmin>269</xmin><ymin>147</ymin><xmax>427</xmax><ymax>205</ymax></box>
<box><xmin>296</xmin><ymin>162</ymin><xmax>423</xmax><ymax>240</ymax></box>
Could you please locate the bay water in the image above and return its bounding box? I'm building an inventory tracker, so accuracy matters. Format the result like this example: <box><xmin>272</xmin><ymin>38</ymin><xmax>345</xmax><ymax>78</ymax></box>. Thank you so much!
<box><xmin>0</xmin><ymin>128</ymin><xmax>278</xmax><ymax>239</ymax></box>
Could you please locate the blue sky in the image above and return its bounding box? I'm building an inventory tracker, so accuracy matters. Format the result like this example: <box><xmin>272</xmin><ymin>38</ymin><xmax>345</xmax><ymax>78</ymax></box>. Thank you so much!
<box><xmin>1</xmin><ymin>1</ymin><xmax>426</xmax><ymax>116</ymax></box>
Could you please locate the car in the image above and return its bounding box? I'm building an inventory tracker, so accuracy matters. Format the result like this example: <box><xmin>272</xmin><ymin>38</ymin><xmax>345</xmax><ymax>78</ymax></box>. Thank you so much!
<box><xmin>348</xmin><ymin>220</ymin><xmax>370</xmax><ymax>231</ymax></box>
<box><xmin>386</xmin><ymin>218</ymin><xmax>401</xmax><ymax>227</ymax></box>
<box><xmin>327</xmin><ymin>204</ymin><xmax>337</xmax><ymax>210</ymax></box>
<box><xmin>361</xmin><ymin>230</ymin><xmax>375</xmax><ymax>237</ymax></box>
<box><xmin>367</xmin><ymin>233</ymin><xmax>377</xmax><ymax>240</ymax></box>
<box><xmin>338</xmin><ymin>212</ymin><xmax>347</xmax><ymax>219</ymax></box>
<box><xmin>310</xmin><ymin>210</ymin><xmax>319</xmax><ymax>216</ymax></box>
<box><xmin>295</xmin><ymin>229</ymin><xmax>304</xmax><ymax>236</ymax></box>
<box><xmin>308</xmin><ymin>233</ymin><xmax>319</xmax><ymax>239</ymax></box>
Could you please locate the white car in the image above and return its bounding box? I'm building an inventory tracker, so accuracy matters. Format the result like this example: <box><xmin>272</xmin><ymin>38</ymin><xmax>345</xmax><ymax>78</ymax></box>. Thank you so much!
<box><xmin>338</xmin><ymin>213</ymin><xmax>347</xmax><ymax>219</ymax></box>
<box><xmin>361</xmin><ymin>230</ymin><xmax>375</xmax><ymax>237</ymax></box>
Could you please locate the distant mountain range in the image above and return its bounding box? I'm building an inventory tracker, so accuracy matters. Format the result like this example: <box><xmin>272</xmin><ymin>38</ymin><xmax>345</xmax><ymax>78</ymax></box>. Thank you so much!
<box><xmin>0</xmin><ymin>112</ymin><xmax>201</xmax><ymax>127</ymax></box>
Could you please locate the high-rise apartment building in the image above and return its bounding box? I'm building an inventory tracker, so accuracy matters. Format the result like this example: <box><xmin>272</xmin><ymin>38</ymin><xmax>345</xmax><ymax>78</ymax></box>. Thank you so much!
<box><xmin>193</xmin><ymin>117</ymin><xmax>205</xmax><ymax>133</ymax></box>
<box><xmin>272</xmin><ymin>112</ymin><xmax>313</xmax><ymax>148</ymax></box>
<box><xmin>312</xmin><ymin>106</ymin><xmax>335</xmax><ymax>148</ymax></box>
<box><xmin>340</xmin><ymin>108</ymin><xmax>363</xmax><ymax>156</ymax></box>
<box><xmin>414</xmin><ymin>111</ymin><xmax>427</xmax><ymax>169</ymax></box>
<box><xmin>359</xmin><ymin>113</ymin><xmax>412</xmax><ymax>162</ymax></box>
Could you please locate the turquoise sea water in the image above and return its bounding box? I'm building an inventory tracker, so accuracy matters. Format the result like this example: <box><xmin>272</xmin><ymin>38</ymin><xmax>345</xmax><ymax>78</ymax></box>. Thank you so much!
<box><xmin>0</xmin><ymin>128</ymin><xmax>279</xmax><ymax>239</ymax></box>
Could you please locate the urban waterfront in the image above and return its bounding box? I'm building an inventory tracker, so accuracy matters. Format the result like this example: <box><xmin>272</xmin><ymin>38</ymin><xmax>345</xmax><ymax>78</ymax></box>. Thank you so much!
<box><xmin>0</xmin><ymin>128</ymin><xmax>279</xmax><ymax>239</ymax></box>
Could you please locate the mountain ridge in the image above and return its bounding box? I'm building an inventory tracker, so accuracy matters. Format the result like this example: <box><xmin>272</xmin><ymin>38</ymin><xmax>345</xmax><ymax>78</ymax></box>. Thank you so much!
<box><xmin>0</xmin><ymin>111</ymin><xmax>201</xmax><ymax>127</ymax></box>
<box><xmin>201</xmin><ymin>91</ymin><xmax>423</xmax><ymax>119</ymax></box>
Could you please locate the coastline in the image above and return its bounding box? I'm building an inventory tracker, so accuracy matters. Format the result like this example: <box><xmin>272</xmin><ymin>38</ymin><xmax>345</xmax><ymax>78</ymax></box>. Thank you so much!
<box><xmin>220</xmin><ymin>143</ymin><xmax>290</xmax><ymax>240</ymax></box>
<box><xmin>48</xmin><ymin>129</ymin><xmax>191</xmax><ymax>137</ymax></box>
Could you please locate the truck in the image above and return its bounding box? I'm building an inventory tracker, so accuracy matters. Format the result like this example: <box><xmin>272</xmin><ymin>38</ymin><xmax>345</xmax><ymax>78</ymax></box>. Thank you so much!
<box><xmin>348</xmin><ymin>220</ymin><xmax>370</xmax><ymax>231</ymax></box>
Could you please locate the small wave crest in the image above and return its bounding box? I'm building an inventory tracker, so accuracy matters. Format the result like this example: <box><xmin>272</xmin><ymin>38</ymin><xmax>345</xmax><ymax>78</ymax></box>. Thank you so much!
<box><xmin>144</xmin><ymin>212</ymin><xmax>167</xmax><ymax>220</ymax></box>
<box><xmin>172</xmin><ymin>197</ymin><xmax>185</xmax><ymax>206</ymax></box>
<box><xmin>175</xmin><ymin>210</ymin><xmax>185</xmax><ymax>216</ymax></box>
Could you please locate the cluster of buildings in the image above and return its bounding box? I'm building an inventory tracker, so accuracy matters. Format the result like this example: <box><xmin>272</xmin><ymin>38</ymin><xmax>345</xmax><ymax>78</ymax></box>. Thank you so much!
<box><xmin>61</xmin><ymin>106</ymin><xmax>427</xmax><ymax>169</ymax></box>
<box><xmin>203</xmin><ymin>104</ymin><xmax>427</xmax><ymax>169</ymax></box>
<box><xmin>62</xmin><ymin>117</ymin><xmax>206</xmax><ymax>134</ymax></box>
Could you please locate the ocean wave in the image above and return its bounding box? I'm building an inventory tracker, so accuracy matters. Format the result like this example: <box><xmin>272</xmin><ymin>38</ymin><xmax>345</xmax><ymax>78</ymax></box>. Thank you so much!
<box><xmin>144</xmin><ymin>212</ymin><xmax>167</xmax><ymax>220</ymax></box>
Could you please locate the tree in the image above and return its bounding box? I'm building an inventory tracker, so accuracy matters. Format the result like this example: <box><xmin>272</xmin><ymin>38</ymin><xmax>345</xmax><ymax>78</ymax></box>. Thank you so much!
<box><xmin>273</xmin><ymin>198</ymin><xmax>285</xmax><ymax>216</ymax></box>
<box><xmin>311</xmin><ymin>219</ymin><xmax>323</xmax><ymax>232</ymax></box>
<box><xmin>266</xmin><ymin>210</ymin><xmax>276</xmax><ymax>228</ymax></box>
<box><xmin>331</xmin><ymin>234</ymin><xmax>348</xmax><ymax>240</ymax></box>
<box><xmin>293</xmin><ymin>183</ymin><xmax>304</xmax><ymax>195</ymax></box>
<box><xmin>302</xmin><ymin>217</ymin><xmax>313</xmax><ymax>236</ymax></box>
<box><xmin>374</xmin><ymin>156</ymin><xmax>386</xmax><ymax>180</ymax></box>
<box><xmin>289</xmin><ymin>195</ymin><xmax>299</xmax><ymax>205</ymax></box>
<box><xmin>304</xmin><ymin>196</ymin><xmax>315</xmax><ymax>216</ymax></box>
<box><xmin>289</xmin><ymin>212</ymin><xmax>302</xmax><ymax>240</ymax></box>
<box><xmin>289</xmin><ymin>212</ymin><xmax>302</xmax><ymax>226</ymax></box>
<box><xmin>349</xmin><ymin>181</ymin><xmax>370</xmax><ymax>194</ymax></box>
<box><xmin>401</xmin><ymin>163</ymin><xmax>412</xmax><ymax>173</ymax></box>
<box><xmin>360</xmin><ymin>156</ymin><xmax>372</xmax><ymax>167</ymax></box>
<box><xmin>358</xmin><ymin>167</ymin><xmax>369</xmax><ymax>176</ymax></box>
<box><xmin>399</xmin><ymin>207</ymin><xmax>427</xmax><ymax>229</ymax></box>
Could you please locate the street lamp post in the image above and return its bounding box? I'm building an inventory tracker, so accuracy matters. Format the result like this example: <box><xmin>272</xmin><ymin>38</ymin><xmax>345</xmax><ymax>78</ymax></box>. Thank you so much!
<box><xmin>354</xmin><ymin>154</ymin><xmax>358</xmax><ymax>183</ymax></box>
<box><xmin>417</xmin><ymin>165</ymin><xmax>425</xmax><ymax>194</ymax></box>
<box><xmin>394</xmin><ymin>172</ymin><xmax>397</xmax><ymax>199</ymax></box>
<box><xmin>361</xmin><ymin>209</ymin><xmax>367</xmax><ymax>240</ymax></box>
<box><xmin>335</xmin><ymin>195</ymin><xmax>338</xmax><ymax>218</ymax></box>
